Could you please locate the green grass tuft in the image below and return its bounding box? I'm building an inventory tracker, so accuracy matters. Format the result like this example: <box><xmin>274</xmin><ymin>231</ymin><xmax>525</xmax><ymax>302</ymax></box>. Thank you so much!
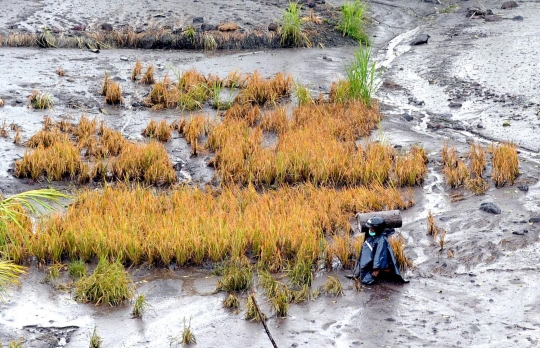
<box><xmin>68</xmin><ymin>259</ymin><xmax>87</xmax><ymax>278</ymax></box>
<box><xmin>281</xmin><ymin>2</ymin><xmax>312</xmax><ymax>48</ymax></box>
<box><xmin>74</xmin><ymin>258</ymin><xmax>134</xmax><ymax>306</ymax></box>
<box><xmin>338</xmin><ymin>0</ymin><xmax>369</xmax><ymax>44</ymax></box>
<box><xmin>345</xmin><ymin>45</ymin><xmax>379</xmax><ymax>106</ymax></box>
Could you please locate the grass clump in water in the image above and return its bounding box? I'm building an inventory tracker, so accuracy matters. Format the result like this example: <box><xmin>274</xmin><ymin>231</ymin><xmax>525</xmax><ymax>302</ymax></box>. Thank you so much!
<box><xmin>131</xmin><ymin>59</ymin><xmax>142</xmax><ymax>81</ymax></box>
<box><xmin>141</xmin><ymin>119</ymin><xmax>172</xmax><ymax>142</ymax></box>
<box><xmin>74</xmin><ymin>258</ymin><xmax>134</xmax><ymax>306</ymax></box>
<box><xmin>245</xmin><ymin>294</ymin><xmax>267</xmax><ymax>322</ymax></box>
<box><xmin>338</xmin><ymin>0</ymin><xmax>369</xmax><ymax>44</ymax></box>
<box><xmin>89</xmin><ymin>326</ymin><xmax>102</xmax><ymax>348</ymax></box>
<box><xmin>131</xmin><ymin>293</ymin><xmax>148</xmax><ymax>318</ymax></box>
<box><xmin>223</xmin><ymin>293</ymin><xmax>240</xmax><ymax>310</ymax></box>
<box><xmin>28</xmin><ymin>90</ymin><xmax>54</xmax><ymax>109</ymax></box>
<box><xmin>320</xmin><ymin>275</ymin><xmax>344</xmax><ymax>296</ymax></box>
<box><xmin>490</xmin><ymin>142</ymin><xmax>519</xmax><ymax>187</ymax></box>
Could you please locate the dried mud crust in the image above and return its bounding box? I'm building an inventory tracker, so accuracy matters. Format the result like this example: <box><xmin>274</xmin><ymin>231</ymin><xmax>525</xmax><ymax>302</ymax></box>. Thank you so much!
<box><xmin>0</xmin><ymin>3</ymin><xmax>357</xmax><ymax>50</ymax></box>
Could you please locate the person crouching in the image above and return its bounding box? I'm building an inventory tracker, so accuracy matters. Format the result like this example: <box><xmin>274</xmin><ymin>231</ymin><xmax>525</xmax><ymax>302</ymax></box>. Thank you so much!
<box><xmin>351</xmin><ymin>216</ymin><xmax>408</xmax><ymax>285</ymax></box>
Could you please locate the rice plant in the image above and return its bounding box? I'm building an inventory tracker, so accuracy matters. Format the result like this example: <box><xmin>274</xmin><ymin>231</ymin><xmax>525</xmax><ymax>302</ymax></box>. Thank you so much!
<box><xmin>74</xmin><ymin>258</ymin><xmax>134</xmax><ymax>306</ymax></box>
<box><xmin>89</xmin><ymin>326</ymin><xmax>102</xmax><ymax>348</ymax></box>
<box><xmin>294</xmin><ymin>82</ymin><xmax>312</xmax><ymax>106</ymax></box>
<box><xmin>338</xmin><ymin>0</ymin><xmax>369</xmax><ymax>44</ymax></box>
<box><xmin>101</xmin><ymin>73</ymin><xmax>111</xmax><ymax>96</ymax></box>
<box><xmin>427</xmin><ymin>210</ymin><xmax>440</xmax><ymax>238</ymax></box>
<box><xmin>437</xmin><ymin>230</ymin><xmax>447</xmax><ymax>251</ymax></box>
<box><xmin>131</xmin><ymin>59</ymin><xmax>142</xmax><ymax>81</ymax></box>
<box><xmin>104</xmin><ymin>81</ymin><xmax>123</xmax><ymax>105</ymax></box>
<box><xmin>223</xmin><ymin>293</ymin><xmax>240</xmax><ymax>310</ymax></box>
<box><xmin>57</xmin><ymin>67</ymin><xmax>65</xmax><ymax>76</ymax></box>
<box><xmin>281</xmin><ymin>2</ymin><xmax>312</xmax><ymax>48</ymax></box>
<box><xmin>131</xmin><ymin>293</ymin><xmax>148</xmax><ymax>318</ymax></box>
<box><xmin>389</xmin><ymin>233</ymin><xmax>414</xmax><ymax>271</ymax></box>
<box><xmin>0</xmin><ymin>261</ymin><xmax>27</xmax><ymax>300</ymax></box>
<box><xmin>321</xmin><ymin>275</ymin><xmax>344</xmax><ymax>296</ymax></box>
<box><xmin>490</xmin><ymin>142</ymin><xmax>519</xmax><ymax>187</ymax></box>
<box><xmin>345</xmin><ymin>45</ymin><xmax>379</xmax><ymax>106</ymax></box>
<box><xmin>28</xmin><ymin>90</ymin><xmax>54</xmax><ymax>109</ymax></box>
<box><xmin>245</xmin><ymin>294</ymin><xmax>267</xmax><ymax>322</ymax></box>
<box><xmin>286</xmin><ymin>259</ymin><xmax>313</xmax><ymax>287</ymax></box>
<box><xmin>141</xmin><ymin>119</ymin><xmax>172</xmax><ymax>142</ymax></box>
<box><xmin>441</xmin><ymin>143</ymin><xmax>469</xmax><ymax>188</ymax></box>
<box><xmin>68</xmin><ymin>259</ymin><xmax>87</xmax><ymax>278</ymax></box>
<box><xmin>181</xmin><ymin>317</ymin><xmax>196</xmax><ymax>345</ymax></box>
<box><xmin>140</xmin><ymin>65</ymin><xmax>155</xmax><ymax>85</ymax></box>
<box><xmin>0</xmin><ymin>98</ymin><xmax>4</xmax><ymax>107</ymax></box>
<box><xmin>216</xmin><ymin>261</ymin><xmax>253</xmax><ymax>292</ymax></box>
<box><xmin>203</xmin><ymin>34</ymin><xmax>217</xmax><ymax>51</ymax></box>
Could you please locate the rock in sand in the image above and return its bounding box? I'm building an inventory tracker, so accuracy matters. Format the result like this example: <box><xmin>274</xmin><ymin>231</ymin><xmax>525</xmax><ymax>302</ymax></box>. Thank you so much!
<box><xmin>411</xmin><ymin>34</ymin><xmax>430</xmax><ymax>45</ymax></box>
<box><xmin>480</xmin><ymin>202</ymin><xmax>501</xmax><ymax>215</ymax></box>
<box><xmin>501</xmin><ymin>1</ymin><xmax>518</xmax><ymax>9</ymax></box>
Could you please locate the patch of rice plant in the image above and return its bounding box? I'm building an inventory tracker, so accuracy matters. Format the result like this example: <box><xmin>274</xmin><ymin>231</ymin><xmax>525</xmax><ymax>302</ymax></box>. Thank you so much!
<box><xmin>28</xmin><ymin>90</ymin><xmax>54</xmax><ymax>109</ymax></box>
<box><xmin>183</xmin><ymin>26</ymin><xmax>196</xmax><ymax>44</ymax></box>
<box><xmin>389</xmin><ymin>233</ymin><xmax>414</xmax><ymax>271</ymax></box>
<box><xmin>203</xmin><ymin>34</ymin><xmax>217</xmax><ymax>51</ymax></box>
<box><xmin>89</xmin><ymin>326</ymin><xmax>102</xmax><ymax>348</ymax></box>
<box><xmin>140</xmin><ymin>65</ymin><xmax>155</xmax><ymax>85</ymax></box>
<box><xmin>181</xmin><ymin>317</ymin><xmax>196</xmax><ymax>345</ymax></box>
<box><xmin>68</xmin><ymin>259</ymin><xmax>87</xmax><ymax>278</ymax></box>
<box><xmin>286</xmin><ymin>259</ymin><xmax>313</xmax><ymax>287</ymax></box>
<box><xmin>345</xmin><ymin>45</ymin><xmax>379</xmax><ymax>106</ymax></box>
<box><xmin>101</xmin><ymin>73</ymin><xmax>110</xmax><ymax>96</ymax></box>
<box><xmin>0</xmin><ymin>98</ymin><xmax>4</xmax><ymax>107</ymax></box>
<box><xmin>245</xmin><ymin>294</ymin><xmax>267</xmax><ymax>323</ymax></box>
<box><xmin>141</xmin><ymin>119</ymin><xmax>172</xmax><ymax>142</ymax></box>
<box><xmin>338</xmin><ymin>0</ymin><xmax>369</xmax><ymax>44</ymax></box>
<box><xmin>56</xmin><ymin>67</ymin><xmax>65</xmax><ymax>76</ymax></box>
<box><xmin>74</xmin><ymin>258</ymin><xmax>134</xmax><ymax>306</ymax></box>
<box><xmin>104</xmin><ymin>81</ymin><xmax>123</xmax><ymax>105</ymax></box>
<box><xmin>490</xmin><ymin>142</ymin><xmax>519</xmax><ymax>187</ymax></box>
<box><xmin>216</xmin><ymin>261</ymin><xmax>253</xmax><ymax>292</ymax></box>
<box><xmin>437</xmin><ymin>230</ymin><xmax>447</xmax><ymax>251</ymax></box>
<box><xmin>223</xmin><ymin>293</ymin><xmax>240</xmax><ymax>310</ymax></box>
<box><xmin>131</xmin><ymin>59</ymin><xmax>142</xmax><ymax>81</ymax></box>
<box><xmin>281</xmin><ymin>2</ymin><xmax>312</xmax><ymax>48</ymax></box>
<box><xmin>427</xmin><ymin>210</ymin><xmax>440</xmax><ymax>238</ymax></box>
<box><xmin>36</xmin><ymin>28</ymin><xmax>56</xmax><ymax>48</ymax></box>
<box><xmin>131</xmin><ymin>293</ymin><xmax>148</xmax><ymax>318</ymax></box>
<box><xmin>320</xmin><ymin>275</ymin><xmax>344</xmax><ymax>296</ymax></box>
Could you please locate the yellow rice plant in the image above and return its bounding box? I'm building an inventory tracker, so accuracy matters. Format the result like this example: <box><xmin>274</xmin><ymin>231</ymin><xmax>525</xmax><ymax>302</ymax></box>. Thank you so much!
<box><xmin>101</xmin><ymin>73</ymin><xmax>111</xmax><ymax>96</ymax></box>
<box><xmin>260</xmin><ymin>107</ymin><xmax>289</xmax><ymax>134</ymax></box>
<box><xmin>327</xmin><ymin>232</ymin><xmax>357</xmax><ymax>269</ymax></box>
<box><xmin>140</xmin><ymin>65</ymin><xmax>155</xmax><ymax>85</ymax></box>
<box><xmin>111</xmin><ymin>141</ymin><xmax>177</xmax><ymax>185</ymax></box>
<box><xmin>490</xmin><ymin>142</ymin><xmax>519</xmax><ymax>187</ymax></box>
<box><xmin>224</xmin><ymin>103</ymin><xmax>262</xmax><ymax>126</ymax></box>
<box><xmin>441</xmin><ymin>143</ymin><xmax>469</xmax><ymax>188</ymax></box>
<box><xmin>146</xmin><ymin>74</ymin><xmax>178</xmax><ymax>109</ymax></box>
<box><xmin>178</xmin><ymin>69</ymin><xmax>208</xmax><ymax>92</ymax></box>
<box><xmin>100</xmin><ymin>127</ymin><xmax>128</xmax><ymax>156</ymax></box>
<box><xmin>468</xmin><ymin>142</ymin><xmax>486</xmax><ymax>177</ymax></box>
<box><xmin>176</xmin><ymin>115</ymin><xmax>212</xmax><ymax>156</ymax></box>
<box><xmin>223</xmin><ymin>70</ymin><xmax>248</xmax><ymax>88</ymax></box>
<box><xmin>75</xmin><ymin>115</ymin><xmax>98</xmax><ymax>140</ymax></box>
<box><xmin>389</xmin><ymin>233</ymin><xmax>414</xmax><ymax>271</ymax></box>
<box><xmin>104</xmin><ymin>81</ymin><xmax>124</xmax><ymax>105</ymax></box>
<box><xmin>426</xmin><ymin>210</ymin><xmax>440</xmax><ymax>238</ymax></box>
<box><xmin>26</xmin><ymin>129</ymin><xmax>68</xmax><ymax>148</ymax></box>
<box><xmin>235</xmin><ymin>71</ymin><xmax>292</xmax><ymax>106</ymax></box>
<box><xmin>131</xmin><ymin>59</ymin><xmax>142</xmax><ymax>81</ymax></box>
<box><xmin>14</xmin><ymin>141</ymin><xmax>85</xmax><ymax>181</ymax></box>
<box><xmin>141</xmin><ymin>119</ymin><xmax>172</xmax><ymax>142</ymax></box>
<box><xmin>392</xmin><ymin>145</ymin><xmax>428</xmax><ymax>186</ymax></box>
<box><xmin>31</xmin><ymin>184</ymin><xmax>411</xmax><ymax>268</ymax></box>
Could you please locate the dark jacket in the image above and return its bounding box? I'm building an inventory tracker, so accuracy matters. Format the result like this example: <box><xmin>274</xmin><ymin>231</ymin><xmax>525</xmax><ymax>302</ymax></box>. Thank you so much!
<box><xmin>353</xmin><ymin>228</ymin><xmax>408</xmax><ymax>284</ymax></box>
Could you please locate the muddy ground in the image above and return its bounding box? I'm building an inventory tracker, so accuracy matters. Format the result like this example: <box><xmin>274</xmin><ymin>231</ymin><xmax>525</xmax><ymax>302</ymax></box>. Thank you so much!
<box><xmin>1</xmin><ymin>0</ymin><xmax>540</xmax><ymax>347</ymax></box>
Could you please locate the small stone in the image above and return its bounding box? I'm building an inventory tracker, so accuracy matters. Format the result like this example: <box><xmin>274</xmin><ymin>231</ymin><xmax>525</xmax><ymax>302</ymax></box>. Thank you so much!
<box><xmin>385</xmin><ymin>318</ymin><xmax>396</xmax><ymax>322</ymax></box>
<box><xmin>401</xmin><ymin>113</ymin><xmax>414</xmax><ymax>121</ymax></box>
<box><xmin>411</xmin><ymin>34</ymin><xmax>430</xmax><ymax>45</ymax></box>
<box><xmin>477</xmin><ymin>123</ymin><xmax>484</xmax><ymax>128</ymax></box>
<box><xmin>501</xmin><ymin>1</ymin><xmax>518</xmax><ymax>9</ymax></box>
<box><xmin>512</xmin><ymin>15</ymin><xmax>523</xmax><ymax>21</ymax></box>
<box><xmin>479</xmin><ymin>202</ymin><xmax>501</xmax><ymax>214</ymax></box>
<box><xmin>120</xmin><ymin>56</ymin><xmax>128</xmax><ymax>61</ymax></box>
<box><xmin>484</xmin><ymin>15</ymin><xmax>502</xmax><ymax>22</ymax></box>
<box><xmin>449</xmin><ymin>102</ymin><xmax>462</xmax><ymax>108</ymax></box>
<box><xmin>517</xmin><ymin>183</ymin><xmax>529</xmax><ymax>192</ymax></box>
<box><xmin>268</xmin><ymin>23</ymin><xmax>278</xmax><ymax>31</ymax></box>
<box><xmin>512</xmin><ymin>230</ymin><xmax>524</xmax><ymax>235</ymax></box>
<box><xmin>529</xmin><ymin>216</ymin><xmax>540</xmax><ymax>223</ymax></box>
<box><xmin>193</xmin><ymin>17</ymin><xmax>204</xmax><ymax>24</ymax></box>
